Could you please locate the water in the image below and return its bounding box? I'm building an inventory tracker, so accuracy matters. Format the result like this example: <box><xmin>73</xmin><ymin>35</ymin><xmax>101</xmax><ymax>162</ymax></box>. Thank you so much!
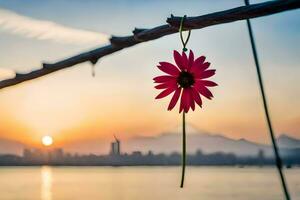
<box><xmin>0</xmin><ymin>166</ymin><xmax>299</xmax><ymax>200</ymax></box>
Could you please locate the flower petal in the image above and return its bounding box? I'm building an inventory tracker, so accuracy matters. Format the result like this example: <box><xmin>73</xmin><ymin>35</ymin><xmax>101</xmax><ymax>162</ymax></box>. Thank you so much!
<box><xmin>188</xmin><ymin>88</ymin><xmax>195</xmax><ymax>111</ymax></box>
<box><xmin>190</xmin><ymin>56</ymin><xmax>207</xmax><ymax>76</ymax></box>
<box><xmin>191</xmin><ymin>87</ymin><xmax>202</xmax><ymax>107</ymax></box>
<box><xmin>194</xmin><ymin>82</ymin><xmax>214</xmax><ymax>99</ymax></box>
<box><xmin>201</xmin><ymin>62</ymin><xmax>210</xmax><ymax>71</ymax></box>
<box><xmin>173</xmin><ymin>50</ymin><xmax>185</xmax><ymax>70</ymax></box>
<box><xmin>168</xmin><ymin>87</ymin><xmax>181</xmax><ymax>111</ymax></box>
<box><xmin>155</xmin><ymin>87</ymin><xmax>177</xmax><ymax>99</ymax></box>
<box><xmin>199</xmin><ymin>80</ymin><xmax>218</xmax><ymax>87</ymax></box>
<box><xmin>158</xmin><ymin>62</ymin><xmax>180</xmax><ymax>76</ymax></box>
<box><xmin>181</xmin><ymin>51</ymin><xmax>188</xmax><ymax>70</ymax></box>
<box><xmin>199</xmin><ymin>69</ymin><xmax>216</xmax><ymax>79</ymax></box>
<box><xmin>192</xmin><ymin>56</ymin><xmax>206</xmax><ymax>69</ymax></box>
<box><xmin>180</xmin><ymin>88</ymin><xmax>190</xmax><ymax>113</ymax></box>
<box><xmin>188</xmin><ymin>50</ymin><xmax>194</xmax><ymax>71</ymax></box>
<box><xmin>154</xmin><ymin>80</ymin><xmax>177</xmax><ymax>89</ymax></box>
<box><xmin>184</xmin><ymin>89</ymin><xmax>191</xmax><ymax>113</ymax></box>
<box><xmin>153</xmin><ymin>75</ymin><xmax>175</xmax><ymax>83</ymax></box>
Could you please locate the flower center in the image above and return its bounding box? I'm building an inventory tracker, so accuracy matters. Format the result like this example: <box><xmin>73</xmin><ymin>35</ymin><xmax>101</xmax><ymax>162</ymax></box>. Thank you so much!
<box><xmin>177</xmin><ymin>71</ymin><xmax>195</xmax><ymax>88</ymax></box>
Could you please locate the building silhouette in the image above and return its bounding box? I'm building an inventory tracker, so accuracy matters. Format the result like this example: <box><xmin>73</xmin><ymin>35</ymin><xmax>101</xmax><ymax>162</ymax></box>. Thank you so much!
<box><xmin>110</xmin><ymin>135</ymin><xmax>121</xmax><ymax>156</ymax></box>
<box><xmin>22</xmin><ymin>148</ymin><xmax>64</xmax><ymax>163</ymax></box>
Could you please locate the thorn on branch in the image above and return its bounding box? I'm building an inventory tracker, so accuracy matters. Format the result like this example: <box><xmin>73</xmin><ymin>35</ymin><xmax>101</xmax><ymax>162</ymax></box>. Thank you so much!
<box><xmin>167</xmin><ymin>14</ymin><xmax>190</xmax><ymax>29</ymax></box>
<box><xmin>132</xmin><ymin>28</ymin><xmax>148</xmax><ymax>42</ymax></box>
<box><xmin>15</xmin><ymin>73</ymin><xmax>23</xmax><ymax>78</ymax></box>
<box><xmin>109</xmin><ymin>36</ymin><xmax>123</xmax><ymax>46</ymax></box>
<box><xmin>110</xmin><ymin>35</ymin><xmax>138</xmax><ymax>47</ymax></box>
<box><xmin>166</xmin><ymin>14</ymin><xmax>178</xmax><ymax>27</ymax></box>
<box><xmin>109</xmin><ymin>36</ymin><xmax>120</xmax><ymax>45</ymax></box>
<box><xmin>43</xmin><ymin>63</ymin><xmax>53</xmax><ymax>69</ymax></box>
<box><xmin>133</xmin><ymin>28</ymin><xmax>147</xmax><ymax>35</ymax></box>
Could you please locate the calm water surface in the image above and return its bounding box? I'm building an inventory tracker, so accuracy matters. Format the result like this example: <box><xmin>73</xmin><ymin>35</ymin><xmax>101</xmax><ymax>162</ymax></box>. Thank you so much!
<box><xmin>0</xmin><ymin>166</ymin><xmax>299</xmax><ymax>200</ymax></box>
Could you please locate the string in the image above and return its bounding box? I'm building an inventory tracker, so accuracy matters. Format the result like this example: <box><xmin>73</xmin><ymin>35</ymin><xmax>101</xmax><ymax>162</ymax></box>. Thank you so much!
<box><xmin>179</xmin><ymin>15</ymin><xmax>191</xmax><ymax>52</ymax></box>
<box><xmin>244</xmin><ymin>0</ymin><xmax>291</xmax><ymax>199</ymax></box>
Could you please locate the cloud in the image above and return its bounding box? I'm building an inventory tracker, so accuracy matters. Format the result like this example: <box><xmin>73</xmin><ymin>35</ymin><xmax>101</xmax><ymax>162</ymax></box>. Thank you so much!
<box><xmin>0</xmin><ymin>8</ymin><xmax>109</xmax><ymax>45</ymax></box>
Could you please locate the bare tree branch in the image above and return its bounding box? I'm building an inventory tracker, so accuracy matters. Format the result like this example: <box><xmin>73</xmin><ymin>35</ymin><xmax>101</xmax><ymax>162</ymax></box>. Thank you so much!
<box><xmin>1</xmin><ymin>0</ymin><xmax>299</xmax><ymax>90</ymax></box>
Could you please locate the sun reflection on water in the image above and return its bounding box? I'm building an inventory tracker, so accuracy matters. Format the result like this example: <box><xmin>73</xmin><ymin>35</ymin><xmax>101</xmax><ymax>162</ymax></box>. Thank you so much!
<box><xmin>41</xmin><ymin>166</ymin><xmax>52</xmax><ymax>200</ymax></box>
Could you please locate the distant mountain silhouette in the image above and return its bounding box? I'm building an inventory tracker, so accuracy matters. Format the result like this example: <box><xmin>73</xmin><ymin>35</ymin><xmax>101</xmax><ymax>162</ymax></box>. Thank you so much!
<box><xmin>122</xmin><ymin>132</ymin><xmax>270</xmax><ymax>156</ymax></box>
<box><xmin>122</xmin><ymin>130</ymin><xmax>300</xmax><ymax>156</ymax></box>
<box><xmin>277</xmin><ymin>134</ymin><xmax>300</xmax><ymax>148</ymax></box>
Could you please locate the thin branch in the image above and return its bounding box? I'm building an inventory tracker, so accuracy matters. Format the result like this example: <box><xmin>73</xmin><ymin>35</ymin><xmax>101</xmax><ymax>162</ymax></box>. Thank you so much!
<box><xmin>0</xmin><ymin>0</ymin><xmax>299</xmax><ymax>90</ymax></box>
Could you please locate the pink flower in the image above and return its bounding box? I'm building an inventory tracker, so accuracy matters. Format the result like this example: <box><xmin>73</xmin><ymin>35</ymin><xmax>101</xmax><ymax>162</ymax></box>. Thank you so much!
<box><xmin>154</xmin><ymin>50</ymin><xmax>217</xmax><ymax>113</ymax></box>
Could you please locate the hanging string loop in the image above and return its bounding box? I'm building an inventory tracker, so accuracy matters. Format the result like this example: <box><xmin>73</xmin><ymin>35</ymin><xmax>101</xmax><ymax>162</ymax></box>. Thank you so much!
<box><xmin>179</xmin><ymin>15</ymin><xmax>191</xmax><ymax>52</ymax></box>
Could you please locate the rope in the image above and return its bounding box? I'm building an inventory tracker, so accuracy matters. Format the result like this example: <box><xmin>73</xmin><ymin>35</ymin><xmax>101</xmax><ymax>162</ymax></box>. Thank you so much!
<box><xmin>244</xmin><ymin>0</ymin><xmax>291</xmax><ymax>199</ymax></box>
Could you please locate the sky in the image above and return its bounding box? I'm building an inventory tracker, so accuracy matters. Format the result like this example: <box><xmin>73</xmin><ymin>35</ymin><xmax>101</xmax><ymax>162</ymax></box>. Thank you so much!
<box><xmin>0</xmin><ymin>0</ymin><xmax>299</xmax><ymax>150</ymax></box>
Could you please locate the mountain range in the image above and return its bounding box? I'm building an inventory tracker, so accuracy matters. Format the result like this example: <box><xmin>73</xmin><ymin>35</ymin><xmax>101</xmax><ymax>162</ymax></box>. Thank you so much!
<box><xmin>122</xmin><ymin>132</ymin><xmax>300</xmax><ymax>156</ymax></box>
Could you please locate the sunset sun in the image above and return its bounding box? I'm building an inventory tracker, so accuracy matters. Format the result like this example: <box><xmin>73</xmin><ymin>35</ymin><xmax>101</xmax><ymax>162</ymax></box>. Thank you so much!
<box><xmin>42</xmin><ymin>136</ymin><xmax>53</xmax><ymax>146</ymax></box>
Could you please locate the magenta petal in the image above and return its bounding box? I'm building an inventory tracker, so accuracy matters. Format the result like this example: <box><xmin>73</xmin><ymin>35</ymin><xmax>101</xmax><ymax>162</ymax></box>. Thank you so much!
<box><xmin>190</xmin><ymin>56</ymin><xmax>206</xmax><ymax>75</ymax></box>
<box><xmin>168</xmin><ymin>88</ymin><xmax>181</xmax><ymax>111</ymax></box>
<box><xmin>201</xmin><ymin>62</ymin><xmax>210</xmax><ymax>71</ymax></box>
<box><xmin>191</xmin><ymin>88</ymin><xmax>202</xmax><ymax>107</ymax></box>
<box><xmin>180</xmin><ymin>89</ymin><xmax>190</xmax><ymax>113</ymax></box>
<box><xmin>193</xmin><ymin>56</ymin><xmax>206</xmax><ymax>68</ymax></box>
<box><xmin>195</xmin><ymin>84</ymin><xmax>213</xmax><ymax>100</ymax></box>
<box><xmin>155</xmin><ymin>87</ymin><xmax>176</xmax><ymax>99</ymax></box>
<box><xmin>188</xmin><ymin>50</ymin><xmax>194</xmax><ymax>71</ymax></box>
<box><xmin>153</xmin><ymin>75</ymin><xmax>175</xmax><ymax>83</ymax></box>
<box><xmin>173</xmin><ymin>50</ymin><xmax>185</xmax><ymax>70</ymax></box>
<box><xmin>181</xmin><ymin>51</ymin><xmax>188</xmax><ymax>70</ymax></box>
<box><xmin>188</xmin><ymin>88</ymin><xmax>195</xmax><ymax>111</ymax></box>
<box><xmin>179</xmin><ymin>89</ymin><xmax>186</xmax><ymax>113</ymax></box>
<box><xmin>179</xmin><ymin>99</ymin><xmax>184</xmax><ymax>113</ymax></box>
<box><xmin>158</xmin><ymin>62</ymin><xmax>180</xmax><ymax>76</ymax></box>
<box><xmin>200</xmin><ymin>80</ymin><xmax>218</xmax><ymax>87</ymax></box>
<box><xmin>155</xmin><ymin>81</ymin><xmax>177</xmax><ymax>89</ymax></box>
<box><xmin>200</xmin><ymin>69</ymin><xmax>216</xmax><ymax>79</ymax></box>
<box><xmin>184</xmin><ymin>89</ymin><xmax>190</xmax><ymax>113</ymax></box>
<box><xmin>191</xmin><ymin>68</ymin><xmax>202</xmax><ymax>78</ymax></box>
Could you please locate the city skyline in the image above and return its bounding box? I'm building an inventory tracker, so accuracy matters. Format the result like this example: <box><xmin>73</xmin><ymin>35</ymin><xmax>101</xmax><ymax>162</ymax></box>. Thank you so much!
<box><xmin>1</xmin><ymin>136</ymin><xmax>300</xmax><ymax>167</ymax></box>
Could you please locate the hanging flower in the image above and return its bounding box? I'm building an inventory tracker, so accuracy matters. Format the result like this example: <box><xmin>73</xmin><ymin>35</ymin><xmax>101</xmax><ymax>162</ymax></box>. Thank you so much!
<box><xmin>154</xmin><ymin>50</ymin><xmax>217</xmax><ymax>113</ymax></box>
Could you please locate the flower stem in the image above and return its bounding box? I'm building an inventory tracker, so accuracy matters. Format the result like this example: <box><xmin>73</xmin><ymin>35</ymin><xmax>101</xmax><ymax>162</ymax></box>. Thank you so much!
<box><xmin>180</xmin><ymin>112</ymin><xmax>186</xmax><ymax>188</ymax></box>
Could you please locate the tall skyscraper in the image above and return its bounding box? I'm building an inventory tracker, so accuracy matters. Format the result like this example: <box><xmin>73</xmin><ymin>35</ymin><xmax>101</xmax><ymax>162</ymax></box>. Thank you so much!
<box><xmin>110</xmin><ymin>135</ymin><xmax>120</xmax><ymax>156</ymax></box>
